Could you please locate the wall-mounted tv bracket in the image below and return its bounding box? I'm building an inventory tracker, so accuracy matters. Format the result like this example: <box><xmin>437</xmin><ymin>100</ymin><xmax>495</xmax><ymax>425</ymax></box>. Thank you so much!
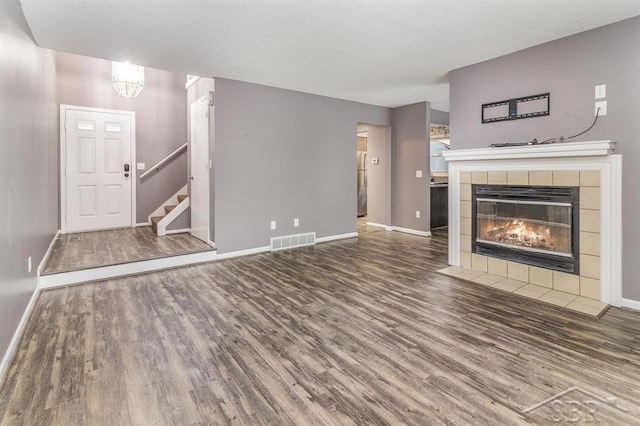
<box><xmin>482</xmin><ymin>92</ymin><xmax>550</xmax><ymax>124</ymax></box>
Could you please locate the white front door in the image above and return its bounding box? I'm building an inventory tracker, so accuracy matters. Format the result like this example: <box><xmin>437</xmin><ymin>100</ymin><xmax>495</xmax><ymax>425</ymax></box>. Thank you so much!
<box><xmin>190</xmin><ymin>95</ymin><xmax>210</xmax><ymax>243</ymax></box>
<box><xmin>63</xmin><ymin>107</ymin><xmax>134</xmax><ymax>233</ymax></box>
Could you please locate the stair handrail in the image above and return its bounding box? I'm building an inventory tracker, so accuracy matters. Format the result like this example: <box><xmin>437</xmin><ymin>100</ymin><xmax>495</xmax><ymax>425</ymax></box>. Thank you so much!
<box><xmin>139</xmin><ymin>142</ymin><xmax>188</xmax><ymax>180</ymax></box>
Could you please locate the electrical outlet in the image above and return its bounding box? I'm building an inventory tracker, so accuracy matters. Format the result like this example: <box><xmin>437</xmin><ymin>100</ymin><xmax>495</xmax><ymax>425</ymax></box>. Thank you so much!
<box><xmin>595</xmin><ymin>101</ymin><xmax>607</xmax><ymax>116</ymax></box>
<box><xmin>294</xmin><ymin>218</ymin><xmax>299</xmax><ymax>227</ymax></box>
<box><xmin>270</xmin><ymin>220</ymin><xmax>276</xmax><ymax>230</ymax></box>
<box><xmin>595</xmin><ymin>84</ymin><xmax>606</xmax><ymax>99</ymax></box>
<box><xmin>416</xmin><ymin>210</ymin><xmax>421</xmax><ymax>219</ymax></box>
<box><xmin>27</xmin><ymin>256</ymin><xmax>32</xmax><ymax>274</ymax></box>
<box><xmin>416</xmin><ymin>170</ymin><xmax>423</xmax><ymax>178</ymax></box>
<box><xmin>137</xmin><ymin>163</ymin><xmax>146</xmax><ymax>170</ymax></box>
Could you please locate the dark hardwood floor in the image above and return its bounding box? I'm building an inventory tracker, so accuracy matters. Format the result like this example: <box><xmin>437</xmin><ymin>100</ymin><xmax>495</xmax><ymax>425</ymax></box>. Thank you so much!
<box><xmin>1</xmin><ymin>223</ymin><xmax>639</xmax><ymax>424</ymax></box>
<box><xmin>42</xmin><ymin>226</ymin><xmax>213</xmax><ymax>275</ymax></box>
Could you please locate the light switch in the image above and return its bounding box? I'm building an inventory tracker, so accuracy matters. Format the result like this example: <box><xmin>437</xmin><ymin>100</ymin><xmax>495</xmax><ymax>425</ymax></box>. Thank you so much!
<box><xmin>371</xmin><ymin>158</ymin><xmax>379</xmax><ymax>164</ymax></box>
<box><xmin>137</xmin><ymin>163</ymin><xmax>146</xmax><ymax>170</ymax></box>
<box><xmin>416</xmin><ymin>170</ymin><xmax>423</xmax><ymax>178</ymax></box>
<box><xmin>294</xmin><ymin>218</ymin><xmax>299</xmax><ymax>227</ymax></box>
<box><xmin>270</xmin><ymin>220</ymin><xmax>277</xmax><ymax>230</ymax></box>
<box><xmin>595</xmin><ymin>84</ymin><xmax>606</xmax><ymax>99</ymax></box>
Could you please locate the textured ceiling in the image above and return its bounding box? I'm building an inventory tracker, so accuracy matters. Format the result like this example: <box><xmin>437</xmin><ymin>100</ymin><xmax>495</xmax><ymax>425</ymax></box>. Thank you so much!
<box><xmin>18</xmin><ymin>0</ymin><xmax>640</xmax><ymax>110</ymax></box>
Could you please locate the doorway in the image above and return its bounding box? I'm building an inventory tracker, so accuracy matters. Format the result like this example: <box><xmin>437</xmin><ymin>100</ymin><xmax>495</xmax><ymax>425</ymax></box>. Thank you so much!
<box><xmin>356</xmin><ymin>123</ymin><xmax>391</xmax><ymax>231</ymax></box>
<box><xmin>357</xmin><ymin>130</ymin><xmax>368</xmax><ymax>218</ymax></box>
<box><xmin>190</xmin><ymin>94</ymin><xmax>211</xmax><ymax>244</ymax></box>
<box><xmin>60</xmin><ymin>105</ymin><xmax>136</xmax><ymax>233</ymax></box>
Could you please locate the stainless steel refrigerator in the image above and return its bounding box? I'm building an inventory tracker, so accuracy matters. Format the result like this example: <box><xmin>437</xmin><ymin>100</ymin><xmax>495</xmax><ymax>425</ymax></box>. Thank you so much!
<box><xmin>357</xmin><ymin>151</ymin><xmax>367</xmax><ymax>216</ymax></box>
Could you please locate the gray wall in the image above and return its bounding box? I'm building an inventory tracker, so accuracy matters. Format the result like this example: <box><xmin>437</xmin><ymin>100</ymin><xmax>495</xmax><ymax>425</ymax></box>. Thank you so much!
<box><xmin>357</xmin><ymin>124</ymin><xmax>391</xmax><ymax>227</ymax></box>
<box><xmin>449</xmin><ymin>16</ymin><xmax>640</xmax><ymax>301</ymax></box>
<box><xmin>166</xmin><ymin>209</ymin><xmax>189</xmax><ymax>231</ymax></box>
<box><xmin>431</xmin><ymin>108</ymin><xmax>450</xmax><ymax>125</ymax></box>
<box><xmin>391</xmin><ymin>102</ymin><xmax>430</xmax><ymax>232</ymax></box>
<box><xmin>55</xmin><ymin>51</ymin><xmax>188</xmax><ymax>224</ymax></box>
<box><xmin>0</xmin><ymin>0</ymin><xmax>58</xmax><ymax>370</ymax></box>
<box><xmin>213</xmin><ymin>78</ymin><xmax>391</xmax><ymax>253</ymax></box>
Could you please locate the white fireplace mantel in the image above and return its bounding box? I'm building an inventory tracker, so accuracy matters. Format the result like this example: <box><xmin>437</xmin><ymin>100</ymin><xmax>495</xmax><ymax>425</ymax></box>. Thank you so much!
<box><xmin>442</xmin><ymin>140</ymin><xmax>616</xmax><ymax>162</ymax></box>
<box><xmin>443</xmin><ymin>140</ymin><xmax>622</xmax><ymax>307</ymax></box>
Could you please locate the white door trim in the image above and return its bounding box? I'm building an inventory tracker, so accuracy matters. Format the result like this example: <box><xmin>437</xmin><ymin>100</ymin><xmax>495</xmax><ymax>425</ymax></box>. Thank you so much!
<box><xmin>60</xmin><ymin>105</ymin><xmax>136</xmax><ymax>234</ymax></box>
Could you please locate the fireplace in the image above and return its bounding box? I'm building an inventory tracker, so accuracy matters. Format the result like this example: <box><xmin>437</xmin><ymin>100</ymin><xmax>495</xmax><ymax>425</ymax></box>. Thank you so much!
<box><xmin>472</xmin><ymin>185</ymin><xmax>579</xmax><ymax>274</ymax></box>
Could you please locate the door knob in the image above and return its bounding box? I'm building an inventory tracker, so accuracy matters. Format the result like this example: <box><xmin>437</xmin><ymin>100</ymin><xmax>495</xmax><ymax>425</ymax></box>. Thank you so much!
<box><xmin>188</xmin><ymin>176</ymin><xmax>194</xmax><ymax>180</ymax></box>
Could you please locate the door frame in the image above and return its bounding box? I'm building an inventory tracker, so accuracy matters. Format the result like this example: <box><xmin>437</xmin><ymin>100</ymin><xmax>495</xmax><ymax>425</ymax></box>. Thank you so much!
<box><xmin>60</xmin><ymin>104</ymin><xmax>137</xmax><ymax>234</ymax></box>
<box><xmin>356</xmin><ymin>123</ymin><xmax>392</xmax><ymax>229</ymax></box>
<box><xmin>189</xmin><ymin>94</ymin><xmax>211</xmax><ymax>244</ymax></box>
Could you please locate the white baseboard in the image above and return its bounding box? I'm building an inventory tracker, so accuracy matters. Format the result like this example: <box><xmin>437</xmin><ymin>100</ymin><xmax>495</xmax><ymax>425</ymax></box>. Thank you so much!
<box><xmin>39</xmin><ymin>250</ymin><xmax>217</xmax><ymax>289</ymax></box>
<box><xmin>216</xmin><ymin>232</ymin><xmax>357</xmax><ymax>259</ymax></box>
<box><xmin>391</xmin><ymin>226</ymin><xmax>432</xmax><ymax>237</ymax></box>
<box><xmin>217</xmin><ymin>232</ymin><xmax>357</xmax><ymax>259</ymax></box>
<box><xmin>366</xmin><ymin>222</ymin><xmax>393</xmax><ymax>231</ymax></box>
<box><xmin>38</xmin><ymin>230</ymin><xmax>60</xmax><ymax>275</ymax></box>
<box><xmin>316</xmin><ymin>232</ymin><xmax>358</xmax><ymax>243</ymax></box>
<box><xmin>0</xmin><ymin>285</ymin><xmax>40</xmax><ymax>387</ymax></box>
<box><xmin>215</xmin><ymin>246</ymin><xmax>271</xmax><ymax>260</ymax></box>
<box><xmin>621</xmin><ymin>298</ymin><xmax>640</xmax><ymax>312</ymax></box>
<box><xmin>136</xmin><ymin>222</ymin><xmax>152</xmax><ymax>227</ymax></box>
<box><xmin>165</xmin><ymin>228</ymin><xmax>190</xmax><ymax>235</ymax></box>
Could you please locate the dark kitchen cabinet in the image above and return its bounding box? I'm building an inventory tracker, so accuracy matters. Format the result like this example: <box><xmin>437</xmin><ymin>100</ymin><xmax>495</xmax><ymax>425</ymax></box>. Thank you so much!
<box><xmin>430</xmin><ymin>185</ymin><xmax>448</xmax><ymax>229</ymax></box>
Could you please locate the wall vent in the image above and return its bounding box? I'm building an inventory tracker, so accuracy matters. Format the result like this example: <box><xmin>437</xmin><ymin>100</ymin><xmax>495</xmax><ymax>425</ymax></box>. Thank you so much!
<box><xmin>270</xmin><ymin>232</ymin><xmax>316</xmax><ymax>252</ymax></box>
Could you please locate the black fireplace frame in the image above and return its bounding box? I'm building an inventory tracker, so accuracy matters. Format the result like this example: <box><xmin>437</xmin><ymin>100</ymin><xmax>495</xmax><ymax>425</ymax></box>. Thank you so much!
<box><xmin>472</xmin><ymin>185</ymin><xmax>580</xmax><ymax>275</ymax></box>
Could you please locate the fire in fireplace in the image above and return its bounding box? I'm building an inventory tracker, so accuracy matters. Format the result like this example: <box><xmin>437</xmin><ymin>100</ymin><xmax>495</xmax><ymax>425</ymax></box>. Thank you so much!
<box><xmin>472</xmin><ymin>185</ymin><xmax>579</xmax><ymax>274</ymax></box>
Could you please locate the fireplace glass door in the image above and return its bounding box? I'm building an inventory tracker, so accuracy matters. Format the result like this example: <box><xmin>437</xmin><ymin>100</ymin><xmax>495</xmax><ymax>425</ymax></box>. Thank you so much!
<box><xmin>472</xmin><ymin>185</ymin><xmax>579</xmax><ymax>274</ymax></box>
<box><xmin>476</xmin><ymin>199</ymin><xmax>572</xmax><ymax>257</ymax></box>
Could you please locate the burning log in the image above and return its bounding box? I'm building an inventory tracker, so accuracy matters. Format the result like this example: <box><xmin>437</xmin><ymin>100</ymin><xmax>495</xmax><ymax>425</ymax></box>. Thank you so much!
<box><xmin>483</xmin><ymin>220</ymin><xmax>552</xmax><ymax>250</ymax></box>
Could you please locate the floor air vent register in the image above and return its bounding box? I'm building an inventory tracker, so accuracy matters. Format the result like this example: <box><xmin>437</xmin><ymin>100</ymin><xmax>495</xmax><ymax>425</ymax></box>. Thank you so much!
<box><xmin>271</xmin><ymin>232</ymin><xmax>316</xmax><ymax>251</ymax></box>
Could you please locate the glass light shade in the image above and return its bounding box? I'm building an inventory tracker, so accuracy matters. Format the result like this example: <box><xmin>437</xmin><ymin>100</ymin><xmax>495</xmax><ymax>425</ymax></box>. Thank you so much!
<box><xmin>112</xmin><ymin>61</ymin><xmax>145</xmax><ymax>98</ymax></box>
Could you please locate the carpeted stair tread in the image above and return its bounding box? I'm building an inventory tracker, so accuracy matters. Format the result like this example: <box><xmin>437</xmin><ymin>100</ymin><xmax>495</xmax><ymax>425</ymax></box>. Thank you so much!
<box><xmin>151</xmin><ymin>194</ymin><xmax>187</xmax><ymax>235</ymax></box>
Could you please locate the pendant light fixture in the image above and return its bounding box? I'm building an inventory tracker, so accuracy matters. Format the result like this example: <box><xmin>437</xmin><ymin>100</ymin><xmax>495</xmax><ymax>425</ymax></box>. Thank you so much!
<box><xmin>112</xmin><ymin>61</ymin><xmax>145</xmax><ymax>98</ymax></box>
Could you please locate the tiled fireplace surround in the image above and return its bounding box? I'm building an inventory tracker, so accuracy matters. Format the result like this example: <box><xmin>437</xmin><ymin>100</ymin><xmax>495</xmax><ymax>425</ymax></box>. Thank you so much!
<box><xmin>442</xmin><ymin>141</ymin><xmax>622</xmax><ymax>315</ymax></box>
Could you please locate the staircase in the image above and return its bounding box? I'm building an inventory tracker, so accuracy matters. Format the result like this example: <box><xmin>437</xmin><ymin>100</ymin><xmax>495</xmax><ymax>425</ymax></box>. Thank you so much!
<box><xmin>151</xmin><ymin>194</ymin><xmax>188</xmax><ymax>234</ymax></box>
<box><xmin>147</xmin><ymin>185</ymin><xmax>190</xmax><ymax>236</ymax></box>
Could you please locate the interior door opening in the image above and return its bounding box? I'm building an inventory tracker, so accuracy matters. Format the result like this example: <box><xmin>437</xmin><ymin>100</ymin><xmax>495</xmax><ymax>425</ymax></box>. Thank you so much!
<box><xmin>357</xmin><ymin>130</ymin><xmax>368</xmax><ymax>218</ymax></box>
<box><xmin>355</xmin><ymin>123</ymin><xmax>391</xmax><ymax>231</ymax></box>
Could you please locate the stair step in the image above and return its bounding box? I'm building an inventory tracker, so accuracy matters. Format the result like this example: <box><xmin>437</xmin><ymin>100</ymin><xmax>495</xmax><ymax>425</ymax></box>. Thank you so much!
<box><xmin>164</xmin><ymin>205</ymin><xmax>176</xmax><ymax>214</ymax></box>
<box><xmin>151</xmin><ymin>215</ymin><xmax>164</xmax><ymax>234</ymax></box>
<box><xmin>177</xmin><ymin>194</ymin><xmax>188</xmax><ymax>203</ymax></box>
